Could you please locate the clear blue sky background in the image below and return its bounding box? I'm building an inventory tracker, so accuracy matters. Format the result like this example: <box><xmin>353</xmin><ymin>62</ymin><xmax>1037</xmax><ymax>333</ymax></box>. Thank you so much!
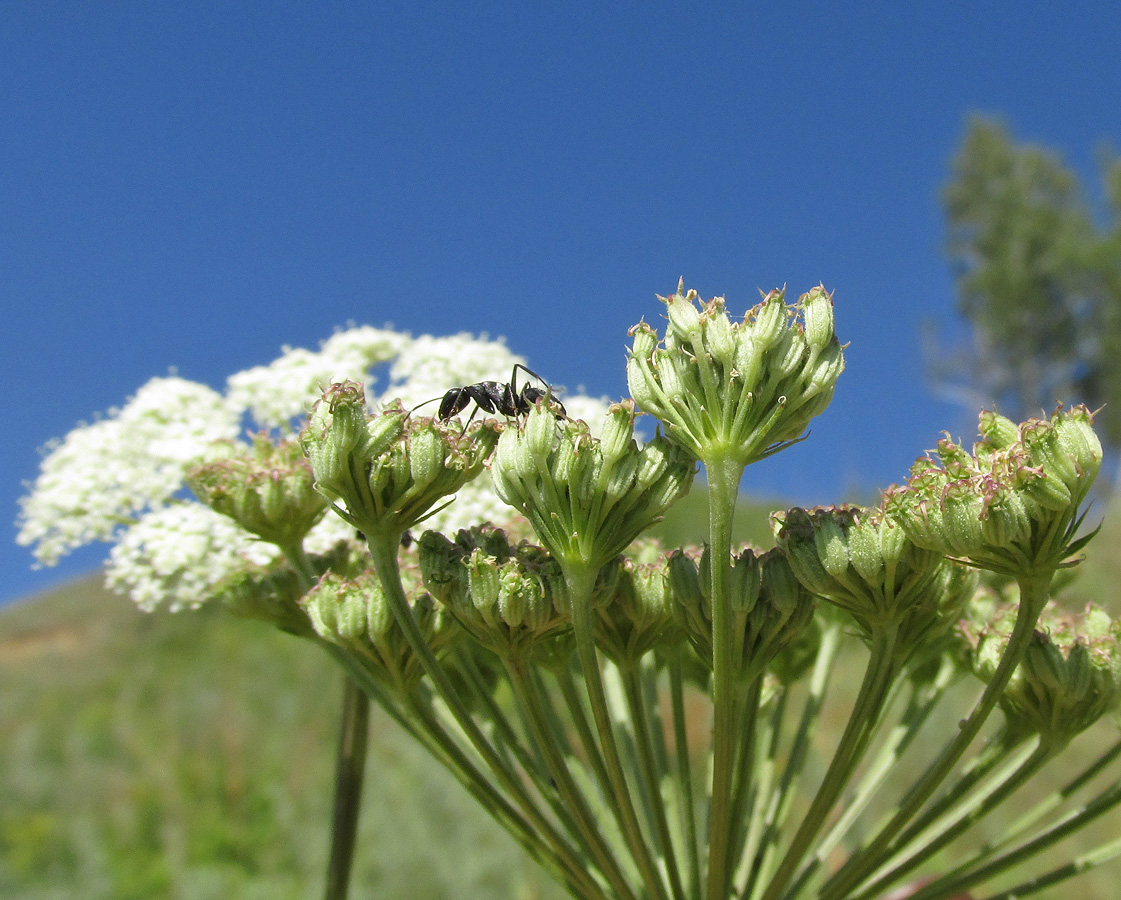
<box><xmin>5</xmin><ymin>3</ymin><xmax>1120</xmax><ymax>606</ymax></box>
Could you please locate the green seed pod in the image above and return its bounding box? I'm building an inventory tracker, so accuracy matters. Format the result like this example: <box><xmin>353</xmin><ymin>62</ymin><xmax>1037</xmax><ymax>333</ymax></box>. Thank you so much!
<box><xmin>799</xmin><ymin>286</ymin><xmax>835</xmax><ymax>355</ymax></box>
<box><xmin>885</xmin><ymin>407</ymin><xmax>1103</xmax><ymax>579</ymax></box>
<box><xmin>626</xmin><ymin>280</ymin><xmax>843</xmax><ymax>470</ymax></box>
<box><xmin>188</xmin><ymin>433</ymin><xmax>327</xmax><ymax>549</ymax></box>
<box><xmin>302</xmin><ymin>385</ymin><xmax>495</xmax><ymax>539</ymax></box>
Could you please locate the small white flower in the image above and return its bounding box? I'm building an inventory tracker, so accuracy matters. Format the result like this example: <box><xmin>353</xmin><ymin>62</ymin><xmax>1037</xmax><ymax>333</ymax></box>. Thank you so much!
<box><xmin>16</xmin><ymin>377</ymin><xmax>238</xmax><ymax>565</ymax></box>
<box><xmin>226</xmin><ymin>326</ymin><xmax>409</xmax><ymax>428</ymax></box>
<box><xmin>107</xmin><ymin>504</ymin><xmax>277</xmax><ymax>612</ymax></box>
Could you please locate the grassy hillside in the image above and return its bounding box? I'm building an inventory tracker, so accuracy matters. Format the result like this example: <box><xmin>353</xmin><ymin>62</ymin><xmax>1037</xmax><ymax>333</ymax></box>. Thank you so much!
<box><xmin>4</xmin><ymin>494</ymin><xmax>1121</xmax><ymax>899</ymax></box>
<box><xmin>0</xmin><ymin>575</ymin><xmax>569</xmax><ymax>900</ymax></box>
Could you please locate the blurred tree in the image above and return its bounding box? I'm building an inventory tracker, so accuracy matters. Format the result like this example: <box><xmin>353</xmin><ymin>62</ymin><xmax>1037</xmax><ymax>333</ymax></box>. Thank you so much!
<box><xmin>937</xmin><ymin>116</ymin><xmax>1121</xmax><ymax>448</ymax></box>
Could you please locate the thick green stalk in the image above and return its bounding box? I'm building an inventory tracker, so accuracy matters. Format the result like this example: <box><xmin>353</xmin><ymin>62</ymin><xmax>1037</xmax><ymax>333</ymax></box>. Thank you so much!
<box><xmin>322</xmin><ymin>676</ymin><xmax>369</xmax><ymax>900</ymax></box>
<box><xmin>820</xmin><ymin>571</ymin><xmax>1054</xmax><ymax>900</ymax></box>
<box><xmin>703</xmin><ymin>453</ymin><xmax>746</xmax><ymax>900</ymax></box>
<box><xmin>567</xmin><ymin>562</ymin><xmax>671</xmax><ymax>900</ymax></box>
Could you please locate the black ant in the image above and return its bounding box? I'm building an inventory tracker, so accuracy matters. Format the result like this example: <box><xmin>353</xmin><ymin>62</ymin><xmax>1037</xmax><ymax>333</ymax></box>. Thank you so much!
<box><xmin>415</xmin><ymin>364</ymin><xmax>566</xmax><ymax>425</ymax></box>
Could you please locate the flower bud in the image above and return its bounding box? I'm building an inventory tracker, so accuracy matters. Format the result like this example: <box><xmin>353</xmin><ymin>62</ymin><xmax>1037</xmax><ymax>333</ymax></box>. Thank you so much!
<box><xmin>750</xmin><ymin>288</ymin><xmax>788</xmax><ymax>350</ymax></box>
<box><xmin>492</xmin><ymin>414</ymin><xmax>695</xmax><ymax>575</ymax></box>
<box><xmin>187</xmin><ymin>434</ymin><xmax>326</xmax><ymax>549</ymax></box>
<box><xmin>960</xmin><ymin>600</ymin><xmax>1121</xmax><ymax>742</ymax></box>
<box><xmin>627</xmin><ymin>281</ymin><xmax>843</xmax><ymax>469</ymax></box>
<box><xmin>776</xmin><ymin>505</ymin><xmax>965</xmax><ymax>658</ymax></box>
<box><xmin>301</xmin><ymin>385</ymin><xmax>495</xmax><ymax>539</ymax></box>
<box><xmin>702</xmin><ymin>297</ymin><xmax>737</xmax><ymax>366</ymax></box>
<box><xmin>799</xmin><ymin>286</ymin><xmax>835</xmax><ymax>355</ymax></box>
<box><xmin>303</xmin><ymin>566</ymin><xmax>460</xmax><ymax>692</ymax></box>
<box><xmin>419</xmin><ymin>526</ymin><xmax>572</xmax><ymax>658</ymax></box>
<box><xmin>978</xmin><ymin>410</ymin><xmax>1019</xmax><ymax>450</ymax></box>
<box><xmin>885</xmin><ymin>407</ymin><xmax>1103</xmax><ymax>579</ymax></box>
<box><xmin>664</xmin><ymin>280</ymin><xmax>704</xmax><ymax>343</ymax></box>
<box><xmin>595</xmin><ymin>544</ymin><xmax>682</xmax><ymax>665</ymax></box>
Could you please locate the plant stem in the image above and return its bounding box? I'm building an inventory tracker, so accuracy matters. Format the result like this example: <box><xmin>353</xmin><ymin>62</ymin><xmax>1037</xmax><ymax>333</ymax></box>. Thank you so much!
<box><xmin>820</xmin><ymin>571</ymin><xmax>1053</xmax><ymax>900</ymax></box>
<box><xmin>567</xmin><ymin>561</ymin><xmax>671</xmax><ymax>900</ymax></box>
<box><xmin>744</xmin><ymin>619</ymin><xmax>843</xmax><ymax>900</ymax></box>
<box><xmin>669</xmin><ymin>657</ymin><xmax>703</xmax><ymax>900</ymax></box>
<box><xmin>507</xmin><ymin>657</ymin><xmax>641</xmax><ymax>900</ymax></box>
<box><xmin>279</xmin><ymin>543</ymin><xmax>372</xmax><ymax>900</ymax></box>
<box><xmin>850</xmin><ymin>737</ymin><xmax>1053</xmax><ymax>900</ymax></box>
<box><xmin>621</xmin><ymin>662</ymin><xmax>688</xmax><ymax>900</ymax></box>
<box><xmin>365</xmin><ymin>534</ymin><xmax>602</xmax><ymax>899</ymax></box>
<box><xmin>322</xmin><ymin>675</ymin><xmax>369</xmax><ymax>900</ymax></box>
<box><xmin>759</xmin><ymin>622</ymin><xmax>899</xmax><ymax>900</ymax></box>
<box><xmin>703</xmin><ymin>453</ymin><xmax>746</xmax><ymax>900</ymax></box>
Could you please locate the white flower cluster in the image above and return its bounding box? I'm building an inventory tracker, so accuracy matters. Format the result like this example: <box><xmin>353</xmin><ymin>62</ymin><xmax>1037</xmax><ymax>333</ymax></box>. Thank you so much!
<box><xmin>18</xmin><ymin>324</ymin><xmax>612</xmax><ymax>611</ymax></box>
<box><xmin>16</xmin><ymin>377</ymin><xmax>240</xmax><ymax>566</ymax></box>
<box><xmin>225</xmin><ymin>326</ymin><xmax>408</xmax><ymax>428</ymax></box>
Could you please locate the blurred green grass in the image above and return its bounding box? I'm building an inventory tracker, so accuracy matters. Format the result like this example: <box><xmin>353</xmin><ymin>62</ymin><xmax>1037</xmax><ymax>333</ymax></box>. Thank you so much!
<box><xmin>3</xmin><ymin>491</ymin><xmax>1121</xmax><ymax>899</ymax></box>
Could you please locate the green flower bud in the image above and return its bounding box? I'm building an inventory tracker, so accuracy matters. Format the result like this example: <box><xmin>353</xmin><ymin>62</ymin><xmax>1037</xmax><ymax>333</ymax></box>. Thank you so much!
<box><xmin>301</xmin><ymin>383</ymin><xmax>497</xmax><ymax>539</ymax></box>
<box><xmin>626</xmin><ymin>280</ymin><xmax>844</xmax><ymax>469</ymax></box>
<box><xmin>667</xmin><ymin>542</ymin><xmax>813</xmax><ymax>681</ymax></box>
<box><xmin>960</xmin><ymin>601</ymin><xmax>1121</xmax><ymax>743</ymax></box>
<box><xmin>703</xmin><ymin>297</ymin><xmax>738</xmax><ymax>366</ymax></box>
<box><xmin>664</xmin><ymin>279</ymin><xmax>704</xmax><ymax>341</ymax></box>
<box><xmin>418</xmin><ymin>526</ymin><xmax>574</xmax><ymax>658</ymax></box>
<box><xmin>187</xmin><ymin>434</ymin><xmax>327</xmax><ymax>548</ymax></box>
<box><xmin>302</xmin><ymin>564</ymin><xmax>460</xmax><ymax>692</ymax></box>
<box><xmin>750</xmin><ymin>288</ymin><xmax>788</xmax><ymax>351</ymax></box>
<box><xmin>595</xmin><ymin>542</ymin><xmax>684</xmax><ymax>665</ymax></box>
<box><xmin>978</xmin><ymin>410</ymin><xmax>1020</xmax><ymax>450</ymax></box>
<box><xmin>884</xmin><ymin>407</ymin><xmax>1103</xmax><ymax>579</ymax></box>
<box><xmin>491</xmin><ymin>404</ymin><xmax>695</xmax><ymax>575</ymax></box>
<box><xmin>800</xmin><ymin>286</ymin><xmax>835</xmax><ymax>355</ymax></box>
<box><xmin>776</xmin><ymin>506</ymin><xmax>972</xmax><ymax>660</ymax></box>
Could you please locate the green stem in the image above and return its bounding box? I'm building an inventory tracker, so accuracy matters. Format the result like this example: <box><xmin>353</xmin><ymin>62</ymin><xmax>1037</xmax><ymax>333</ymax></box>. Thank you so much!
<box><xmin>743</xmin><ymin>619</ymin><xmax>843</xmax><ymax>900</ymax></box>
<box><xmin>971</xmin><ymin>737</ymin><xmax>1121</xmax><ymax>866</ymax></box>
<box><xmin>904</xmin><ymin>758</ymin><xmax>1121</xmax><ymax>900</ymax></box>
<box><xmin>324</xmin><ymin>645</ymin><xmax>603</xmax><ymax>899</ymax></box>
<box><xmin>280</xmin><ymin>544</ymin><xmax>371</xmax><ymax>900</ymax></box>
<box><xmin>567</xmin><ymin>561</ymin><xmax>671</xmax><ymax>900</ymax></box>
<box><xmin>703</xmin><ymin>453</ymin><xmax>746</xmax><ymax>900</ymax></box>
<box><xmin>809</xmin><ymin>655</ymin><xmax>957</xmax><ymax>875</ymax></box>
<box><xmin>621</xmin><ymin>663</ymin><xmax>688</xmax><ymax>900</ymax></box>
<box><xmin>760</xmin><ymin>622</ymin><xmax>900</xmax><ymax>900</ymax></box>
<box><xmin>725</xmin><ymin>677</ymin><xmax>765</xmax><ymax>891</ymax></box>
<box><xmin>669</xmin><ymin>657</ymin><xmax>703</xmax><ymax>900</ymax></box>
<box><xmin>820</xmin><ymin>571</ymin><xmax>1053</xmax><ymax>900</ymax></box>
<box><xmin>321</xmin><ymin>676</ymin><xmax>370</xmax><ymax>900</ymax></box>
<box><xmin>507</xmin><ymin>658</ymin><xmax>641</xmax><ymax>900</ymax></box>
<box><xmin>365</xmin><ymin>534</ymin><xmax>600</xmax><ymax>899</ymax></box>
<box><xmin>850</xmin><ymin>738</ymin><xmax>1053</xmax><ymax>900</ymax></box>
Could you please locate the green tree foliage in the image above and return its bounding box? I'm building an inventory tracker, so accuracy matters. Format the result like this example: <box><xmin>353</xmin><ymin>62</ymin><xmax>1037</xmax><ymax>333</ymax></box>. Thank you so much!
<box><xmin>940</xmin><ymin>116</ymin><xmax>1121</xmax><ymax>447</ymax></box>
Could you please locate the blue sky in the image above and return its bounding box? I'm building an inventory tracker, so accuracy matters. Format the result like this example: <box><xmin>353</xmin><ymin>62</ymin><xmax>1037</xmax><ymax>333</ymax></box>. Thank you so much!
<box><xmin>5</xmin><ymin>3</ymin><xmax>1120</xmax><ymax>605</ymax></box>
